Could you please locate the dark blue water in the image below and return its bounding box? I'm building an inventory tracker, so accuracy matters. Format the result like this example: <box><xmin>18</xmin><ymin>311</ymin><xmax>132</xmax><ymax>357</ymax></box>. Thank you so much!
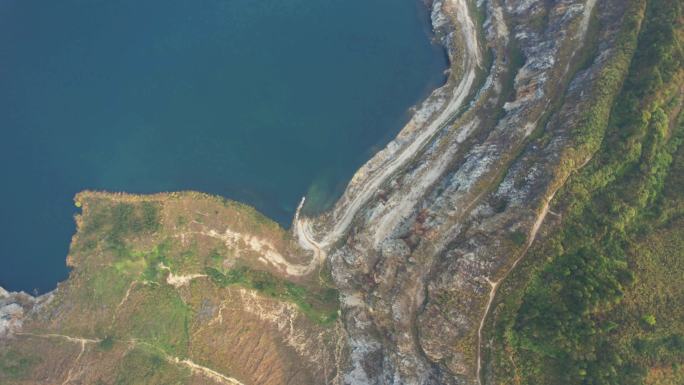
<box><xmin>0</xmin><ymin>0</ymin><xmax>446</xmax><ymax>293</ymax></box>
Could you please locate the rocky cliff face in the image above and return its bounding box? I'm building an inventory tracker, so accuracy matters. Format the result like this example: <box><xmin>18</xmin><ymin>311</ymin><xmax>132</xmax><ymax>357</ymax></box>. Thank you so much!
<box><xmin>1</xmin><ymin>0</ymin><xmax>676</xmax><ymax>384</ymax></box>
<box><xmin>307</xmin><ymin>0</ymin><xmax>637</xmax><ymax>384</ymax></box>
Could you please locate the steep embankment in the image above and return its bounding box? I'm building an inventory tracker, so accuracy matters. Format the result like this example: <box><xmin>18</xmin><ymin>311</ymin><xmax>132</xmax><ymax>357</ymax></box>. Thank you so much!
<box><xmin>306</xmin><ymin>0</ymin><xmax>635</xmax><ymax>383</ymax></box>
<box><xmin>298</xmin><ymin>0</ymin><xmax>664</xmax><ymax>384</ymax></box>
<box><xmin>294</xmin><ymin>0</ymin><xmax>483</xmax><ymax>257</ymax></box>
<box><xmin>485</xmin><ymin>0</ymin><xmax>684</xmax><ymax>384</ymax></box>
<box><xmin>2</xmin><ymin>0</ymin><xmax>681</xmax><ymax>384</ymax></box>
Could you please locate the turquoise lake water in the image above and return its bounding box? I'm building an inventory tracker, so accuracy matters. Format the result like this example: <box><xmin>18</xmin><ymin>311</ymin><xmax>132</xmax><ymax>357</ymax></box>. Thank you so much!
<box><xmin>0</xmin><ymin>0</ymin><xmax>446</xmax><ymax>293</ymax></box>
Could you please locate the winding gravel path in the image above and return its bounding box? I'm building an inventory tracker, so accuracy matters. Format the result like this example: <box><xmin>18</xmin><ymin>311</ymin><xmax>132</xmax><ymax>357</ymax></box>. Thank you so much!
<box><xmin>294</xmin><ymin>0</ymin><xmax>482</xmax><ymax>266</ymax></box>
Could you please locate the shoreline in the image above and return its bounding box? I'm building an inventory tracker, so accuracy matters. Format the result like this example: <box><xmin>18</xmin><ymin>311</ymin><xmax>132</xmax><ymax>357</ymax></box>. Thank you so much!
<box><xmin>0</xmin><ymin>0</ymin><xmax>457</xmax><ymax>294</ymax></box>
<box><xmin>293</xmin><ymin>0</ymin><xmax>481</xmax><ymax>264</ymax></box>
<box><xmin>0</xmin><ymin>0</ymin><xmax>449</xmax><ymax>296</ymax></box>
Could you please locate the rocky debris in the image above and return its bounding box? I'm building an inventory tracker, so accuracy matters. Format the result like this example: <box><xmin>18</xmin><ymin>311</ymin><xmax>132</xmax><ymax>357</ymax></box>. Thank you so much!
<box><xmin>0</xmin><ymin>0</ymin><xmax>640</xmax><ymax>383</ymax></box>
<box><xmin>309</xmin><ymin>0</ymin><xmax>636</xmax><ymax>383</ymax></box>
<box><xmin>0</xmin><ymin>287</ymin><xmax>53</xmax><ymax>339</ymax></box>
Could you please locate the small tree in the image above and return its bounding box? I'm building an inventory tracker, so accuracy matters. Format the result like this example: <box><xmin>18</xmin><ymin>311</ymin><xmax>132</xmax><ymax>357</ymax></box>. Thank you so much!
<box><xmin>641</xmin><ymin>314</ymin><xmax>656</xmax><ymax>327</ymax></box>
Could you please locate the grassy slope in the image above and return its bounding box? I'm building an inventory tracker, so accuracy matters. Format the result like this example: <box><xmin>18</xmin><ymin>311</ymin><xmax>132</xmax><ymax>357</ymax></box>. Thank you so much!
<box><xmin>74</xmin><ymin>192</ymin><xmax>339</xmax><ymax>328</ymax></box>
<box><xmin>0</xmin><ymin>191</ymin><xmax>340</xmax><ymax>384</ymax></box>
<box><xmin>488</xmin><ymin>0</ymin><xmax>683</xmax><ymax>384</ymax></box>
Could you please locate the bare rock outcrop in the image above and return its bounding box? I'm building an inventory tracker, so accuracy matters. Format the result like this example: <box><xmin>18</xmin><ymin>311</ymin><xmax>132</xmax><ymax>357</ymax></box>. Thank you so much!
<box><xmin>0</xmin><ymin>287</ymin><xmax>53</xmax><ymax>339</ymax></box>
<box><xmin>300</xmin><ymin>0</ymin><xmax>637</xmax><ymax>384</ymax></box>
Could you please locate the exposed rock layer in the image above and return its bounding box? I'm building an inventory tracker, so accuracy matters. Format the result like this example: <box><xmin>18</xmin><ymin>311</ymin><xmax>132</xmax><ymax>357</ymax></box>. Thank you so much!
<box><xmin>302</xmin><ymin>0</ymin><xmax>636</xmax><ymax>384</ymax></box>
<box><xmin>0</xmin><ymin>0</ymin><xmax>653</xmax><ymax>384</ymax></box>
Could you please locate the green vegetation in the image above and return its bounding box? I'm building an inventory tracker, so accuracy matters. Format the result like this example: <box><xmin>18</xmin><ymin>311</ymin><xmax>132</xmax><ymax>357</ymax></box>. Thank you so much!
<box><xmin>510</xmin><ymin>230</ymin><xmax>527</xmax><ymax>246</ymax></box>
<box><xmin>566</xmin><ymin>0</ymin><xmax>647</xmax><ymax>166</ymax></box>
<box><xmin>140</xmin><ymin>243</ymin><xmax>171</xmax><ymax>283</ymax></box>
<box><xmin>79</xmin><ymin>200</ymin><xmax>161</xmax><ymax>253</ymax></box>
<box><xmin>641</xmin><ymin>314</ymin><xmax>657</xmax><ymax>328</ymax></box>
<box><xmin>206</xmin><ymin>266</ymin><xmax>339</xmax><ymax>325</ymax></box>
<box><xmin>121</xmin><ymin>285</ymin><xmax>191</xmax><ymax>356</ymax></box>
<box><xmin>113</xmin><ymin>348</ymin><xmax>190</xmax><ymax>385</ymax></box>
<box><xmin>0</xmin><ymin>350</ymin><xmax>40</xmax><ymax>380</ymax></box>
<box><xmin>99</xmin><ymin>335</ymin><xmax>115</xmax><ymax>351</ymax></box>
<box><xmin>490</xmin><ymin>0</ymin><xmax>683</xmax><ymax>384</ymax></box>
<box><xmin>86</xmin><ymin>266</ymin><xmax>132</xmax><ymax>306</ymax></box>
<box><xmin>67</xmin><ymin>193</ymin><xmax>339</xmax><ymax>364</ymax></box>
<box><xmin>109</xmin><ymin>241</ymin><xmax>172</xmax><ymax>284</ymax></box>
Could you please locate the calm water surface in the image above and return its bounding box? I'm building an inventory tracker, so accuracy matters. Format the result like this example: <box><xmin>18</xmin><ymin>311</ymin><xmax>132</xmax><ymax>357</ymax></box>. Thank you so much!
<box><xmin>0</xmin><ymin>0</ymin><xmax>446</xmax><ymax>293</ymax></box>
